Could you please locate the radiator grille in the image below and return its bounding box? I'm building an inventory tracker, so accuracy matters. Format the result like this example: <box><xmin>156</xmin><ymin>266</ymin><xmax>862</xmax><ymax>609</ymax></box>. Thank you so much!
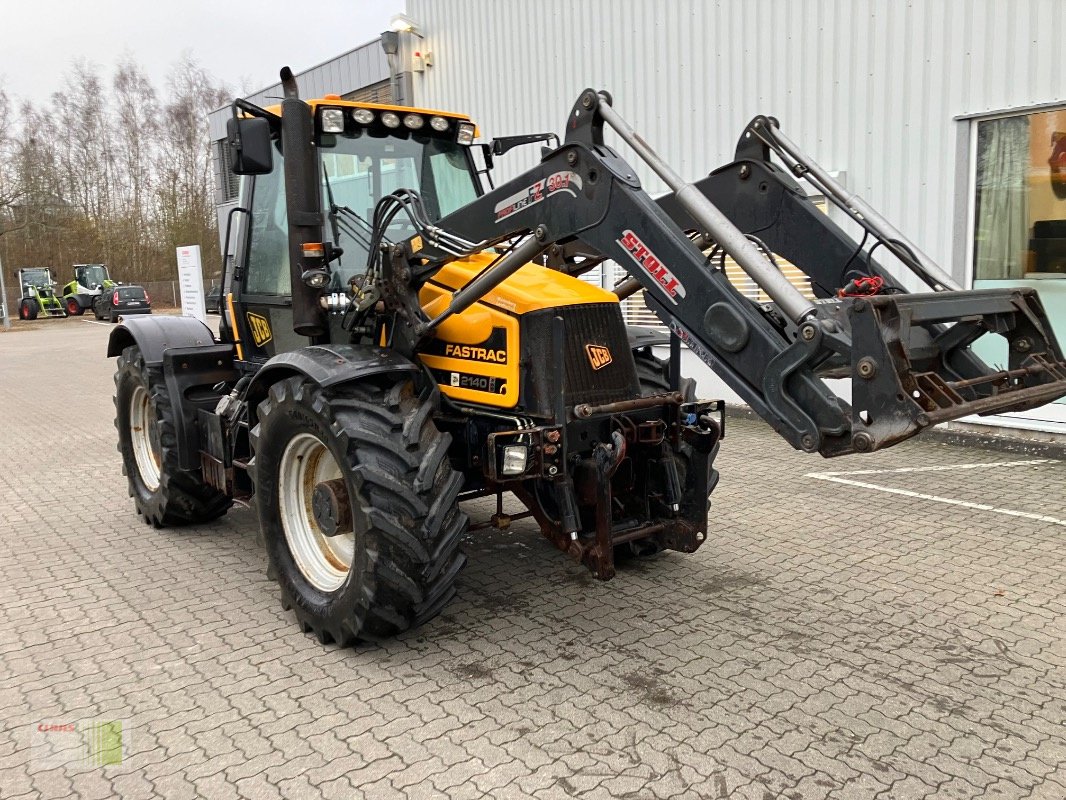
<box><xmin>521</xmin><ymin>303</ymin><xmax>639</xmax><ymax>412</ymax></box>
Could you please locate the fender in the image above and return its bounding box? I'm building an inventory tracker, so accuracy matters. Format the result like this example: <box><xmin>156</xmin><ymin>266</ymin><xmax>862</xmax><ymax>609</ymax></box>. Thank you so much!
<box><xmin>626</xmin><ymin>325</ymin><xmax>670</xmax><ymax>352</ymax></box>
<box><xmin>106</xmin><ymin>315</ymin><xmax>216</xmax><ymax>363</ymax></box>
<box><xmin>244</xmin><ymin>344</ymin><xmax>422</xmax><ymax>429</ymax></box>
<box><xmin>106</xmin><ymin>316</ymin><xmax>236</xmax><ymax>472</ymax></box>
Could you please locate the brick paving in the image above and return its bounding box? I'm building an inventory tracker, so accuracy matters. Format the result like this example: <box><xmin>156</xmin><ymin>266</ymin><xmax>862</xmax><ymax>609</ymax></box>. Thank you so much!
<box><xmin>1</xmin><ymin>318</ymin><xmax>1065</xmax><ymax>799</ymax></box>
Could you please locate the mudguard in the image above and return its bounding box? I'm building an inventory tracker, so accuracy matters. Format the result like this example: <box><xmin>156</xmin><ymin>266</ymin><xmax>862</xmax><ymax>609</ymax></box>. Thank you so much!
<box><xmin>244</xmin><ymin>344</ymin><xmax>422</xmax><ymax>428</ymax></box>
<box><xmin>626</xmin><ymin>325</ymin><xmax>670</xmax><ymax>351</ymax></box>
<box><xmin>106</xmin><ymin>315</ymin><xmax>216</xmax><ymax>363</ymax></box>
<box><xmin>106</xmin><ymin>316</ymin><xmax>236</xmax><ymax>472</ymax></box>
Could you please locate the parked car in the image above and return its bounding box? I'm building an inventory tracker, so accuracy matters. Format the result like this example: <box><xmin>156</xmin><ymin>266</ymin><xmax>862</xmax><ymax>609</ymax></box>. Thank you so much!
<box><xmin>93</xmin><ymin>285</ymin><xmax>152</xmax><ymax>322</ymax></box>
<box><xmin>206</xmin><ymin>284</ymin><xmax>221</xmax><ymax>314</ymax></box>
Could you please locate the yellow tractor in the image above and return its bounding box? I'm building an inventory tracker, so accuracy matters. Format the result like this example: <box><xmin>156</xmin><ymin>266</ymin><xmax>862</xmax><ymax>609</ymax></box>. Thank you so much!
<box><xmin>106</xmin><ymin>69</ymin><xmax>1066</xmax><ymax>646</ymax></box>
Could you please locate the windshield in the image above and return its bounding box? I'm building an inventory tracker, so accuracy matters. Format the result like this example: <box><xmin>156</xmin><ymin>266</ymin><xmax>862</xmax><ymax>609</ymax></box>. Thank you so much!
<box><xmin>320</xmin><ymin>129</ymin><xmax>479</xmax><ymax>288</ymax></box>
<box><xmin>77</xmin><ymin>265</ymin><xmax>109</xmax><ymax>287</ymax></box>
<box><xmin>243</xmin><ymin>129</ymin><xmax>481</xmax><ymax>297</ymax></box>
<box><xmin>21</xmin><ymin>269</ymin><xmax>51</xmax><ymax>287</ymax></box>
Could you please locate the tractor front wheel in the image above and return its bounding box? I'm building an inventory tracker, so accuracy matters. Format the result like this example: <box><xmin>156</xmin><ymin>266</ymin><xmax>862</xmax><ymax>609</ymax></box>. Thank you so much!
<box><xmin>114</xmin><ymin>345</ymin><xmax>232</xmax><ymax>527</ymax></box>
<box><xmin>251</xmin><ymin>375</ymin><xmax>467</xmax><ymax>645</ymax></box>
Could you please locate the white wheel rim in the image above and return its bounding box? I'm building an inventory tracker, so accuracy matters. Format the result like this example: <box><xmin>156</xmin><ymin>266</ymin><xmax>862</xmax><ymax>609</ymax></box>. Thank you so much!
<box><xmin>278</xmin><ymin>433</ymin><xmax>354</xmax><ymax>592</ymax></box>
<box><xmin>129</xmin><ymin>385</ymin><xmax>162</xmax><ymax>492</ymax></box>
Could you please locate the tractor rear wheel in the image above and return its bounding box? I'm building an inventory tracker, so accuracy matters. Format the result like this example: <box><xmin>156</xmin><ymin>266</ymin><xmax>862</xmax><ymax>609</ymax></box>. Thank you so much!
<box><xmin>114</xmin><ymin>345</ymin><xmax>232</xmax><ymax>527</ymax></box>
<box><xmin>66</xmin><ymin>298</ymin><xmax>84</xmax><ymax>316</ymax></box>
<box><xmin>251</xmin><ymin>375</ymin><xmax>467</xmax><ymax>645</ymax></box>
<box><xmin>19</xmin><ymin>300</ymin><xmax>38</xmax><ymax>321</ymax></box>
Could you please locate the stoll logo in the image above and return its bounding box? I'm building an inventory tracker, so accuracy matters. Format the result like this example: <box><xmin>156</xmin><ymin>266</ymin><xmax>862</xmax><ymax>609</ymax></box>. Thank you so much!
<box><xmin>616</xmin><ymin>229</ymin><xmax>687</xmax><ymax>304</ymax></box>
<box><xmin>32</xmin><ymin>720</ymin><xmax>126</xmax><ymax>767</ymax></box>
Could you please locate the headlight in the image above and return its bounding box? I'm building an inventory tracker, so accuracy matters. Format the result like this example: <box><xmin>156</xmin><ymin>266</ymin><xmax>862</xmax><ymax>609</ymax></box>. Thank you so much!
<box><xmin>353</xmin><ymin>108</ymin><xmax>375</xmax><ymax>125</ymax></box>
<box><xmin>301</xmin><ymin>269</ymin><xmax>330</xmax><ymax>289</ymax></box>
<box><xmin>430</xmin><ymin>116</ymin><xmax>449</xmax><ymax>132</ymax></box>
<box><xmin>500</xmin><ymin>445</ymin><xmax>528</xmax><ymax>476</ymax></box>
<box><xmin>403</xmin><ymin>114</ymin><xmax>424</xmax><ymax>130</ymax></box>
<box><xmin>456</xmin><ymin>122</ymin><xmax>476</xmax><ymax>145</ymax></box>
<box><xmin>320</xmin><ymin>108</ymin><xmax>345</xmax><ymax>133</ymax></box>
<box><xmin>381</xmin><ymin>112</ymin><xmax>401</xmax><ymax>129</ymax></box>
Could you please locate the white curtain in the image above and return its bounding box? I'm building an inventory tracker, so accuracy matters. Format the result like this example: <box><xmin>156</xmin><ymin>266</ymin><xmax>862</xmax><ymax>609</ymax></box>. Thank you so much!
<box><xmin>974</xmin><ymin>116</ymin><xmax>1030</xmax><ymax>280</ymax></box>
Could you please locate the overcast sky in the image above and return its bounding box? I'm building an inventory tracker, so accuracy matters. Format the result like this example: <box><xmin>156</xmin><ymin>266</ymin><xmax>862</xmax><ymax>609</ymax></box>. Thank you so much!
<box><xmin>0</xmin><ymin>0</ymin><xmax>405</xmax><ymax>104</ymax></box>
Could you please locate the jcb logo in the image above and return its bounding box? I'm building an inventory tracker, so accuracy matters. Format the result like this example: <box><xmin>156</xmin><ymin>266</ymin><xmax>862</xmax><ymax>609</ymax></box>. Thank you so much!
<box><xmin>585</xmin><ymin>344</ymin><xmax>613</xmax><ymax>371</ymax></box>
<box><xmin>246</xmin><ymin>312</ymin><xmax>272</xmax><ymax>347</ymax></box>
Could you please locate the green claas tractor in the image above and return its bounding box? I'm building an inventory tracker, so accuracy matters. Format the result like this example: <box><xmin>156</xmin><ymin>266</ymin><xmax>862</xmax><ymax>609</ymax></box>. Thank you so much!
<box><xmin>62</xmin><ymin>263</ymin><xmax>115</xmax><ymax>316</ymax></box>
<box><xmin>105</xmin><ymin>68</ymin><xmax>1066</xmax><ymax>647</ymax></box>
<box><xmin>17</xmin><ymin>268</ymin><xmax>68</xmax><ymax>320</ymax></box>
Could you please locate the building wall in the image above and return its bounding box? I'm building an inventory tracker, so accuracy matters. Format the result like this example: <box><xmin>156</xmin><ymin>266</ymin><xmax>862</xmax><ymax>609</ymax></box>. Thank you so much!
<box><xmin>407</xmin><ymin>0</ymin><xmax>1066</xmax><ymax>286</ymax></box>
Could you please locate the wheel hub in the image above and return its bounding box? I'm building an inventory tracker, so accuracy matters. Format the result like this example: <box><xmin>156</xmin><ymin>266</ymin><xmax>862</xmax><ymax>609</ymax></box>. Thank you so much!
<box><xmin>277</xmin><ymin>433</ymin><xmax>355</xmax><ymax>592</ymax></box>
<box><xmin>311</xmin><ymin>478</ymin><xmax>352</xmax><ymax>537</ymax></box>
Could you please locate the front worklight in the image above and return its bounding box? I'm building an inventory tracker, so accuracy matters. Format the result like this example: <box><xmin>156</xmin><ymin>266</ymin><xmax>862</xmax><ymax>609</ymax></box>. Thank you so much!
<box><xmin>403</xmin><ymin>113</ymin><xmax>424</xmax><ymax>130</ymax></box>
<box><xmin>381</xmin><ymin>111</ymin><xmax>401</xmax><ymax>129</ymax></box>
<box><xmin>321</xmin><ymin>108</ymin><xmax>345</xmax><ymax>133</ymax></box>
<box><xmin>500</xmin><ymin>445</ymin><xmax>529</xmax><ymax>476</ymax></box>
<box><xmin>353</xmin><ymin>108</ymin><xmax>375</xmax><ymax>125</ymax></box>
<box><xmin>301</xmin><ymin>269</ymin><xmax>330</xmax><ymax>289</ymax></box>
<box><xmin>456</xmin><ymin>122</ymin><xmax>476</xmax><ymax>145</ymax></box>
<box><xmin>430</xmin><ymin>116</ymin><xmax>449</xmax><ymax>132</ymax></box>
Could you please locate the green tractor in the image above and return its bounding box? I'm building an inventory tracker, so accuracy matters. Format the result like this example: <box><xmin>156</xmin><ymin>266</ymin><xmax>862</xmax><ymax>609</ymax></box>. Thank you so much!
<box><xmin>16</xmin><ymin>268</ymin><xmax>68</xmax><ymax>320</ymax></box>
<box><xmin>62</xmin><ymin>263</ymin><xmax>115</xmax><ymax>316</ymax></box>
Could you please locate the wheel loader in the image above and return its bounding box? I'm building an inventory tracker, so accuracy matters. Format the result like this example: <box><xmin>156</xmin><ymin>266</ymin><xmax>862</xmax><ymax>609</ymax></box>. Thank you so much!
<box><xmin>62</xmin><ymin>263</ymin><xmax>115</xmax><ymax>316</ymax></box>
<box><xmin>106</xmin><ymin>69</ymin><xmax>1066</xmax><ymax>646</ymax></box>
<box><xmin>17</xmin><ymin>268</ymin><xmax>68</xmax><ymax>320</ymax></box>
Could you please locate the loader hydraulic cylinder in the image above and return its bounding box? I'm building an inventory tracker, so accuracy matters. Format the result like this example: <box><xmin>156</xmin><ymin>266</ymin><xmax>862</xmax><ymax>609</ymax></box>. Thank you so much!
<box><xmin>594</xmin><ymin>95</ymin><xmax>818</xmax><ymax>324</ymax></box>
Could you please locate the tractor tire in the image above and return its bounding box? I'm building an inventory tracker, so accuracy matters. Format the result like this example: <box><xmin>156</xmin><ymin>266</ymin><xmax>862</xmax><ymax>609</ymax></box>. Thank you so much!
<box><xmin>19</xmin><ymin>299</ymin><xmax>38</xmax><ymax>321</ymax></box>
<box><xmin>114</xmin><ymin>345</ymin><xmax>232</xmax><ymax>527</ymax></box>
<box><xmin>66</xmin><ymin>298</ymin><xmax>84</xmax><ymax>316</ymax></box>
<box><xmin>251</xmin><ymin>375</ymin><xmax>467</xmax><ymax>645</ymax></box>
<box><xmin>633</xmin><ymin>347</ymin><xmax>697</xmax><ymax>400</ymax></box>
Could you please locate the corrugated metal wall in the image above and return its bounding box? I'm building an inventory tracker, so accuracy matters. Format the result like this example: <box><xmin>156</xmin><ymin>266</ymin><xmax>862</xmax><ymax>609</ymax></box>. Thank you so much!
<box><xmin>408</xmin><ymin>0</ymin><xmax>1066</xmax><ymax>283</ymax></box>
<box><xmin>207</xmin><ymin>39</ymin><xmax>390</xmax><ymax>141</ymax></box>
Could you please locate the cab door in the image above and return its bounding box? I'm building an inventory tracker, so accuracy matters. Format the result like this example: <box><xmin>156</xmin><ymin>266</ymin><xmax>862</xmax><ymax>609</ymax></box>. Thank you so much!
<box><xmin>228</xmin><ymin>144</ymin><xmax>303</xmax><ymax>361</ymax></box>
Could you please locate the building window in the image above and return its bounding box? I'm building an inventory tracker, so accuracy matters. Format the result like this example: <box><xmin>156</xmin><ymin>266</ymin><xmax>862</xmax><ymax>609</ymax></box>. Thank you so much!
<box><xmin>216</xmin><ymin>140</ymin><xmax>241</xmax><ymax>202</ymax></box>
<box><xmin>973</xmin><ymin>108</ymin><xmax>1066</xmax><ymax>280</ymax></box>
<box><xmin>342</xmin><ymin>80</ymin><xmax>392</xmax><ymax>105</ymax></box>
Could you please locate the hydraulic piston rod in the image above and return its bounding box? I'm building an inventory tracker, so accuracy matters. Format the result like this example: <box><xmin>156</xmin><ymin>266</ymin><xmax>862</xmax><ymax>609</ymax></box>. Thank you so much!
<box><xmin>752</xmin><ymin>119</ymin><xmax>961</xmax><ymax>292</ymax></box>
<box><xmin>594</xmin><ymin>95</ymin><xmax>818</xmax><ymax>324</ymax></box>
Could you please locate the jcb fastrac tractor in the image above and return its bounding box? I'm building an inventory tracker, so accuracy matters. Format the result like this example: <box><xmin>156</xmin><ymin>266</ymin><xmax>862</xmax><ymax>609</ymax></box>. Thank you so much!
<box><xmin>62</xmin><ymin>263</ymin><xmax>115</xmax><ymax>316</ymax></box>
<box><xmin>17</xmin><ymin>268</ymin><xmax>68</xmax><ymax>320</ymax></box>
<box><xmin>107</xmin><ymin>69</ymin><xmax>1066</xmax><ymax>646</ymax></box>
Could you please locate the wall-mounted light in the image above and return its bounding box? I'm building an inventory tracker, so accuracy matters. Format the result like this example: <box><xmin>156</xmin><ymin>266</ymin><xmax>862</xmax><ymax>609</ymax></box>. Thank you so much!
<box><xmin>389</xmin><ymin>13</ymin><xmax>423</xmax><ymax>37</ymax></box>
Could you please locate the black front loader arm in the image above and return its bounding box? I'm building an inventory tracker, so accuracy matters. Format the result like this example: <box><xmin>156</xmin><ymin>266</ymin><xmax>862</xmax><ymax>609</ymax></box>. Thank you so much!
<box><xmin>412</xmin><ymin>90</ymin><xmax>1066</xmax><ymax>457</ymax></box>
<box><xmin>416</xmin><ymin>116</ymin><xmax>851</xmax><ymax>453</ymax></box>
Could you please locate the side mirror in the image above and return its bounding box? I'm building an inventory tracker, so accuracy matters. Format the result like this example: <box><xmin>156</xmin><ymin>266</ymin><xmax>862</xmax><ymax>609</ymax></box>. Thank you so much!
<box><xmin>227</xmin><ymin>116</ymin><xmax>273</xmax><ymax>175</ymax></box>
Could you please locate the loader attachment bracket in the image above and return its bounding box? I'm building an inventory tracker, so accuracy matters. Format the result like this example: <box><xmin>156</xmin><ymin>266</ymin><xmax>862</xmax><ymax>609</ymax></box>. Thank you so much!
<box><xmin>840</xmin><ymin>287</ymin><xmax>1066</xmax><ymax>453</ymax></box>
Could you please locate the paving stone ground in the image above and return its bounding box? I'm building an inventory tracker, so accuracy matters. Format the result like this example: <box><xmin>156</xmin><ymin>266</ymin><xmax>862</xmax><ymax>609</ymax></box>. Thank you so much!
<box><xmin>1</xmin><ymin>317</ymin><xmax>1065</xmax><ymax>799</ymax></box>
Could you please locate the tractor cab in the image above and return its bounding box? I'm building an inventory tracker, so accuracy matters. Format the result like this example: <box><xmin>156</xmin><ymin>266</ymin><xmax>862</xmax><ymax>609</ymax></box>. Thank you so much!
<box><xmin>74</xmin><ymin>263</ymin><xmax>112</xmax><ymax>291</ymax></box>
<box><xmin>224</xmin><ymin>97</ymin><xmax>482</xmax><ymax>361</ymax></box>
